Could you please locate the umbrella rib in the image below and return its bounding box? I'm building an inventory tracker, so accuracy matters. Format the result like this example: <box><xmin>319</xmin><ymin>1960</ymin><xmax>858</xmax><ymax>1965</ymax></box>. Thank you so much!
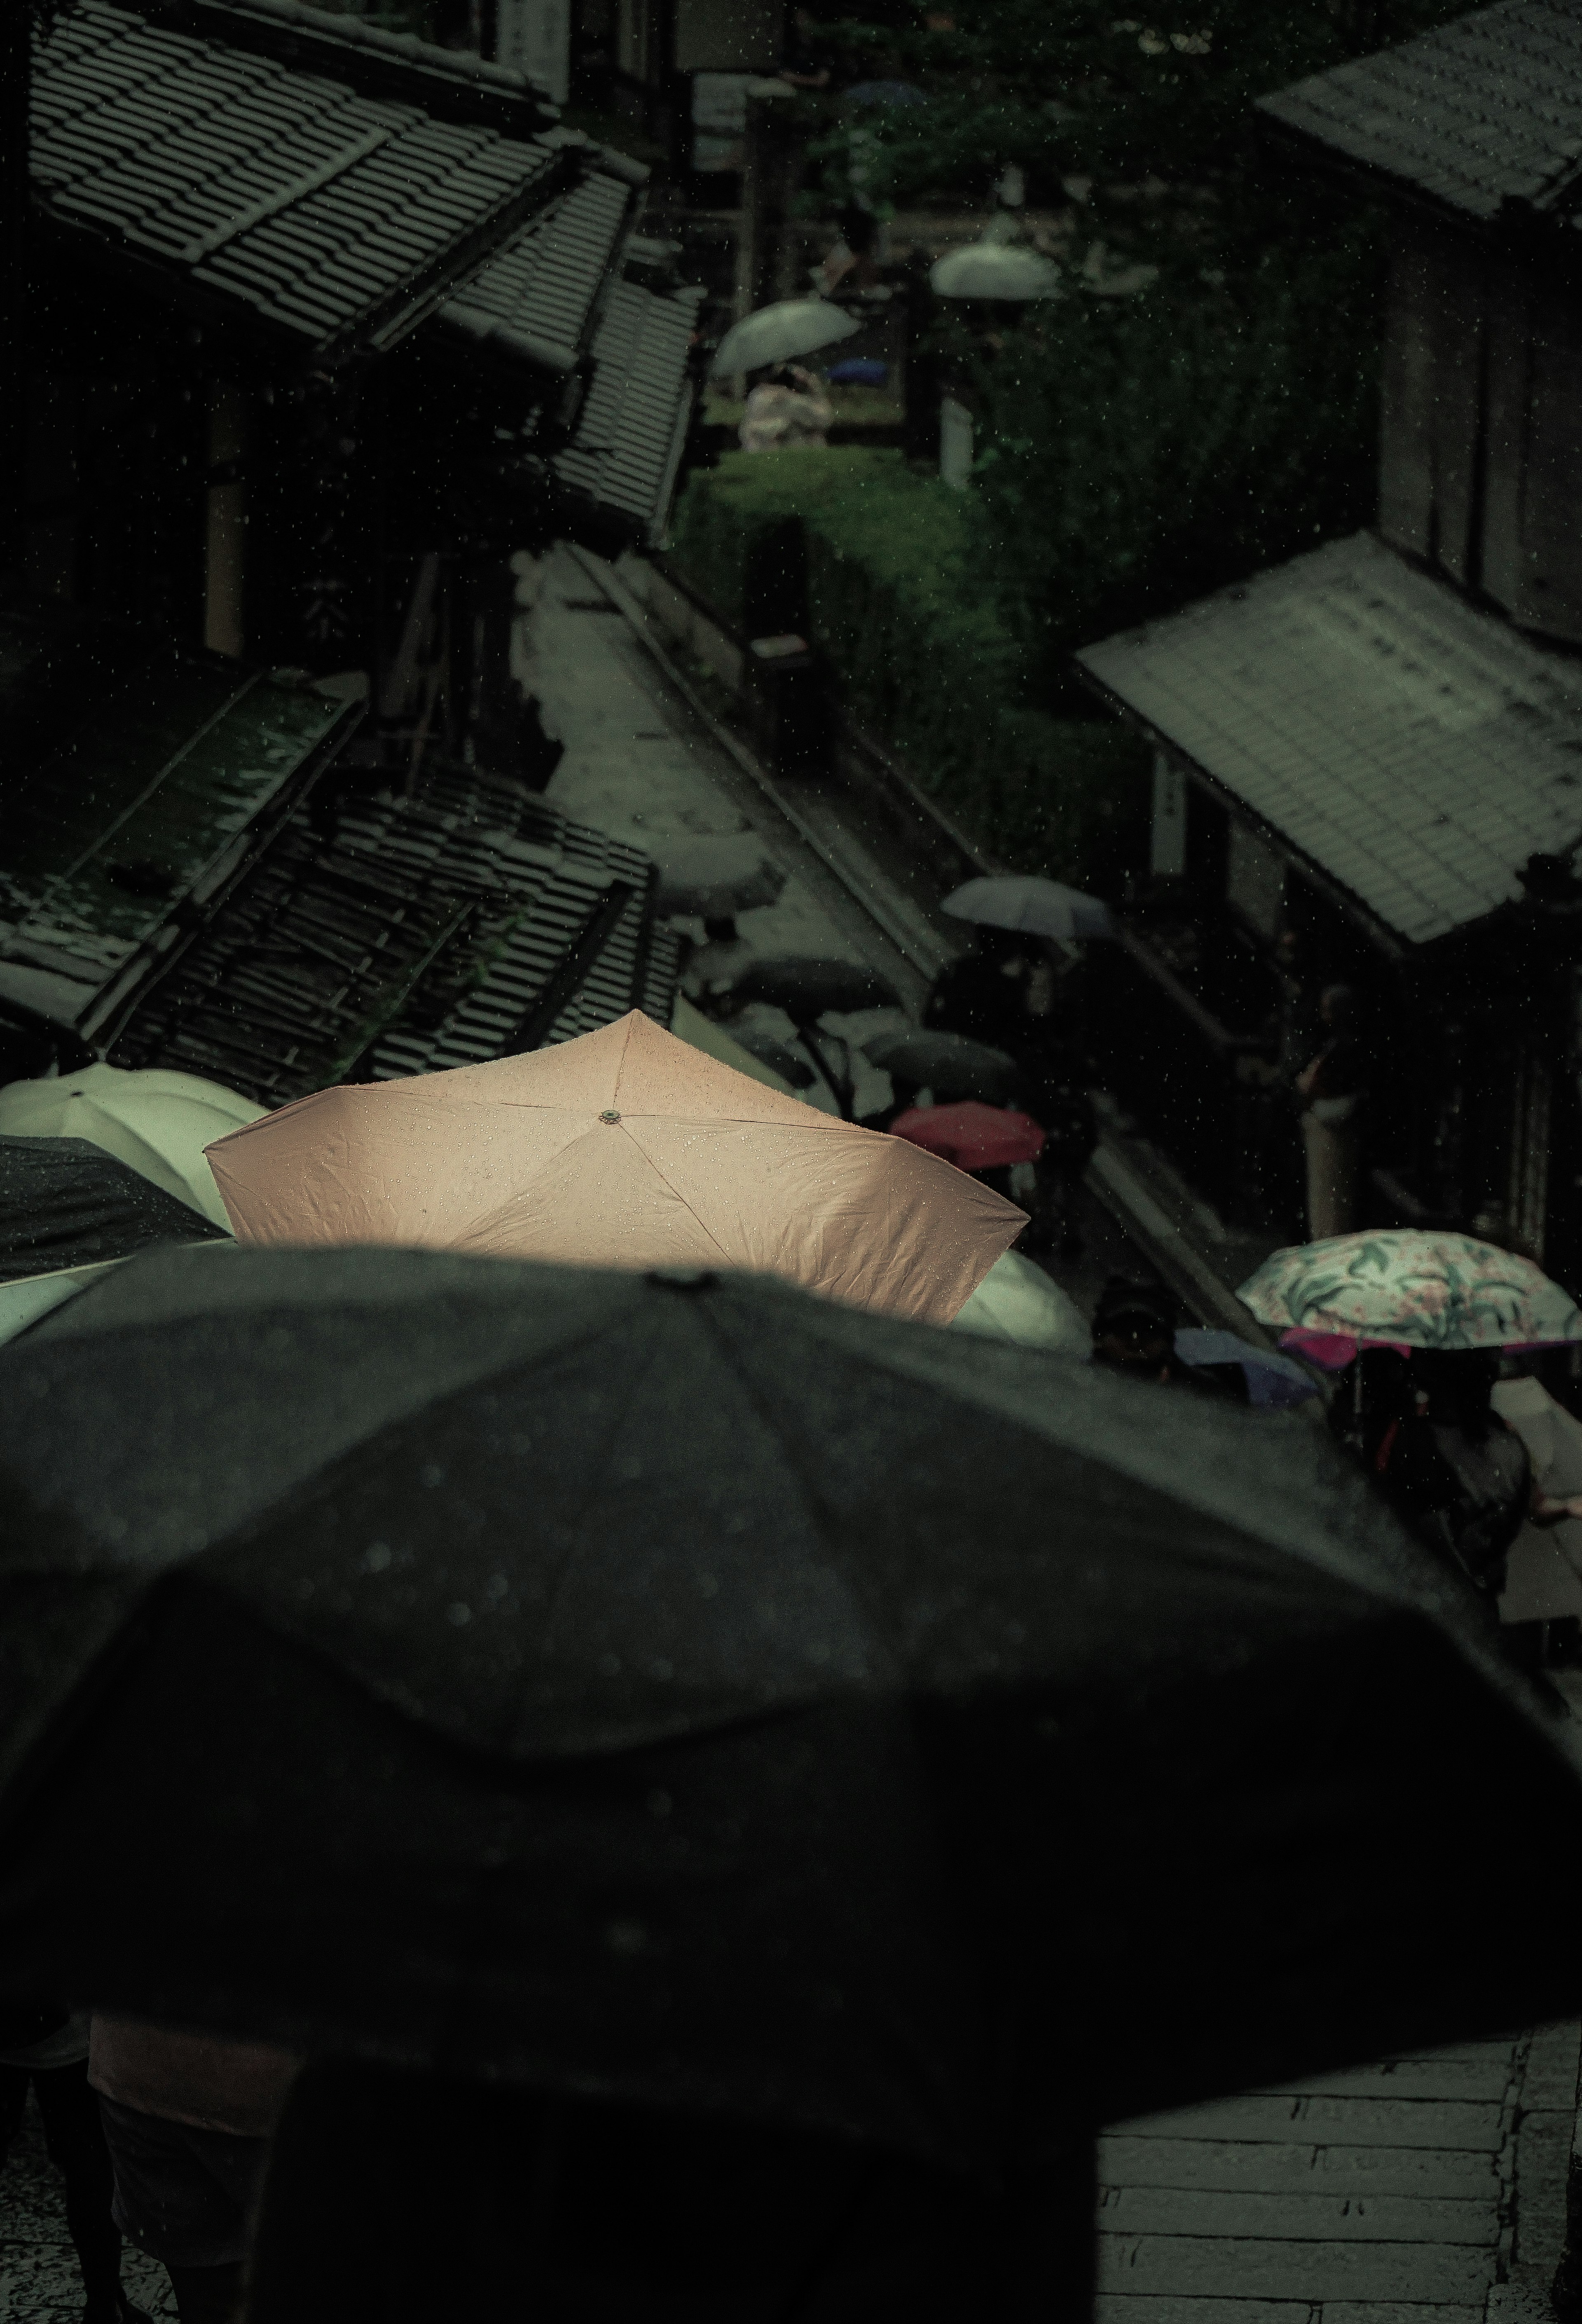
<box><xmin>611</xmin><ymin>1126</ymin><xmax>737</xmax><ymax>1266</ymax></box>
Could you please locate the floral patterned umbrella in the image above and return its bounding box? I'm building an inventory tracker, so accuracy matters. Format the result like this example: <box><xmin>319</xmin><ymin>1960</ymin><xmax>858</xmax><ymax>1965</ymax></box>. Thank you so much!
<box><xmin>1238</xmin><ymin>1231</ymin><xmax>1582</xmax><ymax>1353</ymax></box>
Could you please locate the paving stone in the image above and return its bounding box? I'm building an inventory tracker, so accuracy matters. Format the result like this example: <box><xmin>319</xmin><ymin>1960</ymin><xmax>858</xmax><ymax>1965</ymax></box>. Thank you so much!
<box><xmin>1247</xmin><ymin>2058</ymin><xmax>1516</xmax><ymax>2104</ymax></box>
<box><xmin>1096</xmin><ymin>2233</ymin><xmax>1498</xmax><ymax>2303</ymax></box>
<box><xmin>1095</xmin><ymin>2185</ymin><xmax>1498</xmax><ymax>2245</ymax></box>
<box><xmin>1093</xmin><ymin>2303</ymin><xmax>1314</xmax><ymax>2323</ymax></box>
<box><xmin>1096</xmin><ymin>2139</ymin><xmax>1501</xmax><ymax>2199</ymax></box>
<box><xmin>1521</xmin><ymin>2023</ymin><xmax>1581</xmax><ymax>2113</ymax></box>
<box><xmin>1110</xmin><ymin>2095</ymin><xmax>1509</xmax><ymax>2151</ymax></box>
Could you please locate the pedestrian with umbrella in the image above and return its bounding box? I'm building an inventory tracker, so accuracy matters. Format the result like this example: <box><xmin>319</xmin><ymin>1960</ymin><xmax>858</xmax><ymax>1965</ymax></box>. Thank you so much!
<box><xmin>726</xmin><ymin>955</ymin><xmax>903</xmax><ymax>1117</ymax></box>
<box><xmin>1241</xmin><ymin>1228</ymin><xmax>1582</xmax><ymax>1594</ymax></box>
<box><xmin>737</xmin><ymin>361</ymin><xmax>836</xmax><ymax>454</ymax></box>
<box><xmin>5</xmin><ymin>1246</ymin><xmax>1582</xmax><ymax>2315</ymax></box>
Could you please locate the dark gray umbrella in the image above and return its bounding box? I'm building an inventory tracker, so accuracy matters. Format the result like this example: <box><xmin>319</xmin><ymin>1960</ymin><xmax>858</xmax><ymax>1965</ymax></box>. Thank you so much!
<box><xmin>0</xmin><ymin>1132</ymin><xmax>227</xmax><ymax>1282</ymax></box>
<box><xmin>730</xmin><ymin>957</ymin><xmax>901</xmax><ymax>1017</ymax></box>
<box><xmin>2</xmin><ymin>1242</ymin><xmax>1581</xmax><ymax>2185</ymax></box>
<box><xmin>861</xmin><ymin>1030</ymin><xmax>1020</xmax><ymax>1105</ymax></box>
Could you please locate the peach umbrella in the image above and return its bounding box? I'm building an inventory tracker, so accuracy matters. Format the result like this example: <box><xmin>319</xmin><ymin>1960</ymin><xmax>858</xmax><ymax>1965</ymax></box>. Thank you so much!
<box><xmin>204</xmin><ymin>1010</ymin><xmax>1025</xmax><ymax>1326</ymax></box>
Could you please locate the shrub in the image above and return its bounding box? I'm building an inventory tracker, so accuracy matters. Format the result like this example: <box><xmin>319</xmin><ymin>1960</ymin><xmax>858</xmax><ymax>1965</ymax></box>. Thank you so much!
<box><xmin>667</xmin><ymin>447</ymin><xmax>1148</xmax><ymax>890</ymax></box>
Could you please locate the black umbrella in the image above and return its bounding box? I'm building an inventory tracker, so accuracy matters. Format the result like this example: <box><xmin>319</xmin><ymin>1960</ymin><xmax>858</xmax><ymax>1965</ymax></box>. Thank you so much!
<box><xmin>0</xmin><ymin>1132</ymin><xmax>227</xmax><ymax>1282</ymax></box>
<box><xmin>728</xmin><ymin>958</ymin><xmax>903</xmax><ymax>1117</ymax></box>
<box><xmin>861</xmin><ymin>1029</ymin><xmax>1021</xmax><ymax>1105</ymax></box>
<box><xmin>2</xmin><ymin>1243</ymin><xmax>1581</xmax><ymax>2182</ymax></box>
<box><xmin>730</xmin><ymin>957</ymin><xmax>901</xmax><ymax>1018</ymax></box>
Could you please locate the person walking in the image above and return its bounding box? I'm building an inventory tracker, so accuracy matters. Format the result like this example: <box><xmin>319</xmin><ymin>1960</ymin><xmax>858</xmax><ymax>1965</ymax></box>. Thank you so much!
<box><xmin>923</xmin><ymin>929</ymin><xmax>1030</xmax><ymax>1054</ymax></box>
<box><xmin>89</xmin><ymin>2015</ymin><xmax>302</xmax><ymax>2324</ymax></box>
<box><xmin>738</xmin><ymin>364</ymin><xmax>835</xmax><ymax>454</ymax></box>
<box><xmin>1296</xmin><ymin>984</ymin><xmax>1366</xmax><ymax>1241</ymax></box>
<box><xmin>1011</xmin><ymin>954</ymin><xmax>1095</xmax><ymax>1258</ymax></box>
<box><xmin>0</xmin><ymin>2002</ymin><xmax>150</xmax><ymax>2323</ymax></box>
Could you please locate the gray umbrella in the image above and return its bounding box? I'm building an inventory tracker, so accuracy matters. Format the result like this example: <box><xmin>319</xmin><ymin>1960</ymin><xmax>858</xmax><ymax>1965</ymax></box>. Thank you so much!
<box><xmin>862</xmin><ymin>1030</ymin><xmax>1021</xmax><ymax>1104</ymax></box>
<box><xmin>655</xmin><ymin>836</ymin><xmax>788</xmax><ymax>920</ymax></box>
<box><xmin>930</xmin><ymin>244</ymin><xmax>1061</xmax><ymax>302</ymax></box>
<box><xmin>711</xmin><ymin>299</ymin><xmax>860</xmax><ymax>378</ymax></box>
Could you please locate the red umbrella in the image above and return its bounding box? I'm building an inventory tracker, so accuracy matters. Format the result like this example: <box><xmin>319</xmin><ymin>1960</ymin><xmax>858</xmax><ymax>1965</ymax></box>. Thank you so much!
<box><xmin>891</xmin><ymin>1102</ymin><xmax>1045</xmax><ymax>1173</ymax></box>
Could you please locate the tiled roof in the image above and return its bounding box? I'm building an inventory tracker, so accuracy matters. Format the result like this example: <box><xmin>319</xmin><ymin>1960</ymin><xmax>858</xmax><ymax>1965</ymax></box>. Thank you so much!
<box><xmin>552</xmin><ymin>279</ymin><xmax>703</xmax><ymax>547</ymax></box>
<box><xmin>0</xmin><ymin>618</ymin><xmax>356</xmax><ymax>1037</ymax></box>
<box><xmin>440</xmin><ymin>154</ymin><xmax>644</xmax><ymax>375</ymax></box>
<box><xmin>114</xmin><ymin>766</ymin><xmax>679</xmax><ymax>1103</ymax></box>
<box><xmin>31</xmin><ymin>0</ymin><xmax>565</xmax><ymax>363</ymax></box>
<box><xmin>1075</xmin><ymin>531</ymin><xmax>1582</xmax><ymax>948</ymax></box>
<box><xmin>1257</xmin><ymin>0</ymin><xmax>1582</xmax><ymax>221</ymax></box>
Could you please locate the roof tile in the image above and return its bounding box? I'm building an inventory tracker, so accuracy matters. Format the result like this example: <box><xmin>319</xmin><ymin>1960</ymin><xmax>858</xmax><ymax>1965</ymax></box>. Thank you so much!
<box><xmin>1076</xmin><ymin>532</ymin><xmax>1582</xmax><ymax>945</ymax></box>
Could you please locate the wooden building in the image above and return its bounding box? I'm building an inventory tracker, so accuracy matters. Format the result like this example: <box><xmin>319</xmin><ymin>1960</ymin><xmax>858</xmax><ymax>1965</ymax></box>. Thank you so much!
<box><xmin>4</xmin><ymin>0</ymin><xmax>690</xmax><ymax>1089</ymax></box>
<box><xmin>1074</xmin><ymin>0</ymin><xmax>1582</xmax><ymax>1278</ymax></box>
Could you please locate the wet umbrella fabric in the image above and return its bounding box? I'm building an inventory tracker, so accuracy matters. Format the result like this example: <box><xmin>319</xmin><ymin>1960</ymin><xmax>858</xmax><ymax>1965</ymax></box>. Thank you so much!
<box><xmin>0</xmin><ymin>1063</ymin><xmax>263</xmax><ymax>1228</ymax></box>
<box><xmin>206</xmin><ymin>1010</ymin><xmax>1017</xmax><ymax>1327</ymax></box>
<box><xmin>711</xmin><ymin>299</ymin><xmax>861</xmax><ymax>378</ymax></box>
<box><xmin>929</xmin><ymin>245</ymin><xmax>1061</xmax><ymax>302</ymax></box>
<box><xmin>0</xmin><ymin>1134</ymin><xmax>228</xmax><ymax>1282</ymax></box>
<box><xmin>943</xmin><ymin>877</ymin><xmax>1114</xmax><ymax>945</ymax></box>
<box><xmin>4</xmin><ymin>1243</ymin><xmax>1581</xmax><ymax>2172</ymax></box>
<box><xmin>861</xmin><ymin>1030</ymin><xmax>1021</xmax><ymax>1106</ymax></box>
<box><xmin>1239</xmin><ymin>1231</ymin><xmax>1582</xmax><ymax>1352</ymax></box>
<box><xmin>891</xmin><ymin>1102</ymin><xmax>1045</xmax><ymax>1172</ymax></box>
<box><xmin>729</xmin><ymin>957</ymin><xmax>902</xmax><ymax>1017</ymax></box>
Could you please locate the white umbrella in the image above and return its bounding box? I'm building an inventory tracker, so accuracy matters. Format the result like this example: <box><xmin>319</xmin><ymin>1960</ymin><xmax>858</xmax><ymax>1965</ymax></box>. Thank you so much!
<box><xmin>930</xmin><ymin>244</ymin><xmax>1061</xmax><ymax>301</ymax></box>
<box><xmin>710</xmin><ymin>298</ymin><xmax>861</xmax><ymax>379</ymax></box>
<box><xmin>0</xmin><ymin>1064</ymin><xmax>265</xmax><ymax>1228</ymax></box>
<box><xmin>943</xmin><ymin>875</ymin><xmax>1115</xmax><ymax>943</ymax></box>
<box><xmin>948</xmin><ymin>1249</ymin><xmax>1089</xmax><ymax>1354</ymax></box>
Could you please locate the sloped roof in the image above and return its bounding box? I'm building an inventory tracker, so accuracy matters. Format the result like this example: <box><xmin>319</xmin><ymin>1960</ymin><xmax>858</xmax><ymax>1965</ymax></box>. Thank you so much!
<box><xmin>0</xmin><ymin>611</ymin><xmax>356</xmax><ymax>1038</ymax></box>
<box><xmin>439</xmin><ymin>153</ymin><xmax>644</xmax><ymax>375</ymax></box>
<box><xmin>1075</xmin><ymin>531</ymin><xmax>1582</xmax><ymax>948</ymax></box>
<box><xmin>114</xmin><ymin>767</ymin><xmax>679</xmax><ymax>1102</ymax></box>
<box><xmin>1257</xmin><ymin>0</ymin><xmax>1582</xmax><ymax>221</ymax></box>
<box><xmin>552</xmin><ymin>279</ymin><xmax>703</xmax><ymax>547</ymax></box>
<box><xmin>30</xmin><ymin>0</ymin><xmax>566</xmax><ymax>363</ymax></box>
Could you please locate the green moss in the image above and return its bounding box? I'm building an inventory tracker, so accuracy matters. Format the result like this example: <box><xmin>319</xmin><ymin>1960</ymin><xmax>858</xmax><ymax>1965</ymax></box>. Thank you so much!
<box><xmin>668</xmin><ymin>447</ymin><xmax>1148</xmax><ymax>889</ymax></box>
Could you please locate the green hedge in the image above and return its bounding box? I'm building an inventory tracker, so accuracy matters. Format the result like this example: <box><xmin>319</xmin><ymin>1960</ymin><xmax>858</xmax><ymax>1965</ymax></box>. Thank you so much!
<box><xmin>667</xmin><ymin>447</ymin><xmax>1147</xmax><ymax>894</ymax></box>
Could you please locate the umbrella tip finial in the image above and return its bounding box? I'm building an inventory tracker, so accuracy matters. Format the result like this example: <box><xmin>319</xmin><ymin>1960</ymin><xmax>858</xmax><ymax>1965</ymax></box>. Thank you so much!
<box><xmin>648</xmin><ymin>1267</ymin><xmax>718</xmax><ymax>1293</ymax></box>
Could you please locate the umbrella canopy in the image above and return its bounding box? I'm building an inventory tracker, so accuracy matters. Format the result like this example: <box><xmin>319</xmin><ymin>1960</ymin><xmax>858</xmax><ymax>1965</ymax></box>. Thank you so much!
<box><xmin>948</xmin><ymin>1249</ymin><xmax>1088</xmax><ymax>1355</ymax></box>
<box><xmin>943</xmin><ymin>877</ymin><xmax>1114</xmax><ymax>944</ymax></box>
<box><xmin>1238</xmin><ymin>1231</ymin><xmax>1582</xmax><ymax>1353</ymax></box>
<box><xmin>861</xmin><ymin>1030</ymin><xmax>1020</xmax><ymax>1105</ymax></box>
<box><xmin>0</xmin><ymin>1064</ymin><xmax>264</xmax><ymax>1228</ymax></box>
<box><xmin>711</xmin><ymin>300</ymin><xmax>860</xmax><ymax>379</ymax></box>
<box><xmin>892</xmin><ymin>1102</ymin><xmax>1044</xmax><ymax>1173</ymax></box>
<box><xmin>3</xmin><ymin>1244</ymin><xmax>1582</xmax><ymax>2172</ymax></box>
<box><xmin>206</xmin><ymin>1010</ymin><xmax>1019</xmax><ymax>1326</ymax></box>
<box><xmin>729</xmin><ymin>957</ymin><xmax>901</xmax><ymax>1017</ymax></box>
<box><xmin>0</xmin><ymin>1133</ymin><xmax>229</xmax><ymax>1283</ymax></box>
<box><xmin>654</xmin><ymin>836</ymin><xmax>788</xmax><ymax>920</ymax></box>
<box><xmin>1174</xmin><ymin>1328</ymin><xmax>1319</xmax><ymax>1411</ymax></box>
<box><xmin>929</xmin><ymin>244</ymin><xmax>1061</xmax><ymax>302</ymax></box>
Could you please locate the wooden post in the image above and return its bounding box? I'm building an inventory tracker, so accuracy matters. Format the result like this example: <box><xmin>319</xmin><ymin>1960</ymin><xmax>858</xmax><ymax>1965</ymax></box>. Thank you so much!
<box><xmin>204</xmin><ymin>381</ymin><xmax>249</xmax><ymax>660</ymax></box>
